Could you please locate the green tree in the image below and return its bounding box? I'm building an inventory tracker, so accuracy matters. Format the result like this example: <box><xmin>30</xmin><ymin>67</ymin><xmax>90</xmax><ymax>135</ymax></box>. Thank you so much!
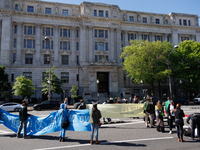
<box><xmin>12</xmin><ymin>75</ymin><xmax>36</xmax><ymax>98</ymax></box>
<box><xmin>0</xmin><ymin>65</ymin><xmax>11</xmax><ymax>93</ymax></box>
<box><xmin>120</xmin><ymin>40</ymin><xmax>173</xmax><ymax>96</ymax></box>
<box><xmin>70</xmin><ymin>85</ymin><xmax>79</xmax><ymax>99</ymax></box>
<box><xmin>41</xmin><ymin>66</ymin><xmax>63</xmax><ymax>96</ymax></box>
<box><xmin>171</xmin><ymin>40</ymin><xmax>200</xmax><ymax>99</ymax></box>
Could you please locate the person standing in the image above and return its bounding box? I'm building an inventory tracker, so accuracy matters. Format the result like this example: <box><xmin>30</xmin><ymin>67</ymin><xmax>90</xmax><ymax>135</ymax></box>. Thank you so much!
<box><xmin>59</xmin><ymin>103</ymin><xmax>70</xmax><ymax>142</ymax></box>
<box><xmin>64</xmin><ymin>98</ymin><xmax>68</xmax><ymax>107</ymax></box>
<box><xmin>174</xmin><ymin>103</ymin><xmax>185</xmax><ymax>142</ymax></box>
<box><xmin>144</xmin><ymin>98</ymin><xmax>154</xmax><ymax>128</ymax></box>
<box><xmin>77</xmin><ymin>99</ymin><xmax>86</xmax><ymax>109</ymax></box>
<box><xmin>186</xmin><ymin>113</ymin><xmax>200</xmax><ymax>140</ymax></box>
<box><xmin>167</xmin><ymin>101</ymin><xmax>175</xmax><ymax>134</ymax></box>
<box><xmin>17</xmin><ymin>100</ymin><xmax>32</xmax><ymax>139</ymax></box>
<box><xmin>89</xmin><ymin>103</ymin><xmax>102</xmax><ymax>145</ymax></box>
<box><xmin>155</xmin><ymin>100</ymin><xmax>165</xmax><ymax>132</ymax></box>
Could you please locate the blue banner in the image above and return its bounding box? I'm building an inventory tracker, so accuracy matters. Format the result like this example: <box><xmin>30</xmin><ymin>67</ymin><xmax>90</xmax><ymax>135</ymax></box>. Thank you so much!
<box><xmin>0</xmin><ymin>109</ymin><xmax>91</xmax><ymax>135</ymax></box>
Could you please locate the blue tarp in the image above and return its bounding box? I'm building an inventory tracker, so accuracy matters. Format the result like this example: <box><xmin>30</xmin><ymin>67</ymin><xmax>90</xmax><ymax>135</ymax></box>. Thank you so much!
<box><xmin>0</xmin><ymin>109</ymin><xmax>91</xmax><ymax>135</ymax></box>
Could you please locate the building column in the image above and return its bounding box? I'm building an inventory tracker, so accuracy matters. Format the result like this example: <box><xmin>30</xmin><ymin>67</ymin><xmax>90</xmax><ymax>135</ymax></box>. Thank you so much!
<box><xmin>35</xmin><ymin>23</ymin><xmax>41</xmax><ymax>66</ymax></box>
<box><xmin>110</xmin><ymin>27</ymin><xmax>115</xmax><ymax>62</ymax></box>
<box><xmin>15</xmin><ymin>22</ymin><xmax>22</xmax><ymax>66</ymax></box>
<box><xmin>178</xmin><ymin>34</ymin><xmax>182</xmax><ymax>43</ymax></box>
<box><xmin>195</xmin><ymin>31</ymin><xmax>200</xmax><ymax>42</ymax></box>
<box><xmin>151</xmin><ymin>33</ymin><xmax>155</xmax><ymax>42</ymax></box>
<box><xmin>171</xmin><ymin>29</ymin><xmax>178</xmax><ymax>45</ymax></box>
<box><xmin>80</xmin><ymin>25</ymin><xmax>87</xmax><ymax>65</ymax></box>
<box><xmin>116</xmin><ymin>29</ymin><xmax>121</xmax><ymax>65</ymax></box>
<box><xmin>0</xmin><ymin>16</ymin><xmax>12</xmax><ymax>65</ymax></box>
<box><xmin>53</xmin><ymin>25</ymin><xmax>59</xmax><ymax>66</ymax></box>
<box><xmin>138</xmin><ymin>32</ymin><xmax>142</xmax><ymax>40</ymax></box>
<box><xmin>124</xmin><ymin>30</ymin><xmax>128</xmax><ymax>46</ymax></box>
<box><xmin>88</xmin><ymin>26</ymin><xmax>93</xmax><ymax>63</ymax></box>
<box><xmin>71</xmin><ymin>26</ymin><xmax>76</xmax><ymax>66</ymax></box>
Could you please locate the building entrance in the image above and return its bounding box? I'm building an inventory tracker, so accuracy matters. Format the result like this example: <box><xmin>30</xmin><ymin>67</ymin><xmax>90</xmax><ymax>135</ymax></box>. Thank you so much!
<box><xmin>97</xmin><ymin>72</ymin><xmax>109</xmax><ymax>93</ymax></box>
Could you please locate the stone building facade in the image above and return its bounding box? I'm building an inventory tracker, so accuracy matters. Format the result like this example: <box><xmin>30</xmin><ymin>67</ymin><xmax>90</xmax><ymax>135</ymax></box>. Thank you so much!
<box><xmin>0</xmin><ymin>0</ymin><xmax>200</xmax><ymax>101</ymax></box>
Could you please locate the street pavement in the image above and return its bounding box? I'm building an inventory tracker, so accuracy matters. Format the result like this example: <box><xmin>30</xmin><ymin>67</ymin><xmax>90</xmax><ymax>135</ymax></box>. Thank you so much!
<box><xmin>0</xmin><ymin>105</ymin><xmax>200</xmax><ymax>150</ymax></box>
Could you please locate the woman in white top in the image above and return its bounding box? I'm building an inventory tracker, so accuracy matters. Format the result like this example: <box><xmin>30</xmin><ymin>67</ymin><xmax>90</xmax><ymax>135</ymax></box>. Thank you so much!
<box><xmin>167</xmin><ymin>101</ymin><xmax>175</xmax><ymax>134</ymax></box>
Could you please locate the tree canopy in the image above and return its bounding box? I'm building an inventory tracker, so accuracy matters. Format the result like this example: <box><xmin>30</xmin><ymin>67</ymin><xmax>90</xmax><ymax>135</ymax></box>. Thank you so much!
<box><xmin>12</xmin><ymin>75</ymin><xmax>36</xmax><ymax>98</ymax></box>
<box><xmin>170</xmin><ymin>40</ymin><xmax>200</xmax><ymax>95</ymax></box>
<box><xmin>0</xmin><ymin>65</ymin><xmax>11</xmax><ymax>93</ymax></box>
<box><xmin>120</xmin><ymin>40</ymin><xmax>173</xmax><ymax>96</ymax></box>
<box><xmin>41</xmin><ymin>66</ymin><xmax>63</xmax><ymax>96</ymax></box>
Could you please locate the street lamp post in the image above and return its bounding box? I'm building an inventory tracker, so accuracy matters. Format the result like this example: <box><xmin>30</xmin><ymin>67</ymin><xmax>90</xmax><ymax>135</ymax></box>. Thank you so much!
<box><xmin>168</xmin><ymin>45</ymin><xmax>178</xmax><ymax>100</ymax></box>
<box><xmin>97</xmin><ymin>79</ymin><xmax>99</xmax><ymax>101</ymax></box>
<box><xmin>140</xmin><ymin>80</ymin><xmax>143</xmax><ymax>99</ymax></box>
<box><xmin>45</xmin><ymin>36</ymin><xmax>51</xmax><ymax>101</ymax></box>
<box><xmin>63</xmin><ymin>90</ymin><xmax>65</xmax><ymax>100</ymax></box>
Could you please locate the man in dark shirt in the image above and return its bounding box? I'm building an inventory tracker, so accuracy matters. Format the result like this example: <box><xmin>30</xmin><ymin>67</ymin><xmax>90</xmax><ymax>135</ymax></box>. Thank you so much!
<box><xmin>17</xmin><ymin>100</ymin><xmax>32</xmax><ymax>139</ymax></box>
<box><xmin>186</xmin><ymin>113</ymin><xmax>200</xmax><ymax>140</ymax></box>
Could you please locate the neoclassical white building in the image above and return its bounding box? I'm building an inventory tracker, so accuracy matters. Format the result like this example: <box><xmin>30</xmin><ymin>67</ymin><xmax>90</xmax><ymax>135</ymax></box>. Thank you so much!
<box><xmin>0</xmin><ymin>0</ymin><xmax>199</xmax><ymax>101</ymax></box>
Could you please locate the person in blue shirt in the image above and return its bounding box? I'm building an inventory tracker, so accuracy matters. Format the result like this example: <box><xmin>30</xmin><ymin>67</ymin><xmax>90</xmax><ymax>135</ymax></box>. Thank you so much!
<box><xmin>59</xmin><ymin>103</ymin><xmax>71</xmax><ymax>142</ymax></box>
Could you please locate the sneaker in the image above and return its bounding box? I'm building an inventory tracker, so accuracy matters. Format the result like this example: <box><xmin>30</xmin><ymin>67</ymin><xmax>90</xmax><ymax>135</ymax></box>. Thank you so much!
<box><xmin>169</xmin><ymin>130</ymin><xmax>172</xmax><ymax>134</ymax></box>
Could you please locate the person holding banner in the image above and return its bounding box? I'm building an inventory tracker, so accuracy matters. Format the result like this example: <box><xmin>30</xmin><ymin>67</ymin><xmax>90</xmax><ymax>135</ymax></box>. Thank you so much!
<box><xmin>89</xmin><ymin>103</ymin><xmax>102</xmax><ymax>145</ymax></box>
<box><xmin>155</xmin><ymin>100</ymin><xmax>165</xmax><ymax>132</ymax></box>
<box><xmin>17</xmin><ymin>100</ymin><xmax>32</xmax><ymax>139</ymax></box>
<box><xmin>59</xmin><ymin>103</ymin><xmax>71</xmax><ymax>142</ymax></box>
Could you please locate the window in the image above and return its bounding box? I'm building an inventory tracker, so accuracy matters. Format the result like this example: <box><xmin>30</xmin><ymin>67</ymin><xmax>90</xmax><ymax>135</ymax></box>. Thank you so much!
<box><xmin>155</xmin><ymin>35</ymin><xmax>162</xmax><ymax>41</ymax></box>
<box><xmin>51</xmin><ymin>28</ymin><xmax>53</xmax><ymax>36</ymax></box>
<box><xmin>60</xmin><ymin>41</ymin><xmax>62</xmax><ymax>50</ymax></box>
<box><xmin>99</xmin><ymin>43</ymin><xmax>104</xmax><ymax>50</ymax></box>
<box><xmin>181</xmin><ymin>36</ymin><xmax>189</xmax><ymax>42</ymax></box>
<box><xmin>77</xmin><ymin>74</ymin><xmax>79</xmax><ymax>81</ymax></box>
<box><xmin>24</xmin><ymin>39</ymin><xmax>26</xmax><ymax>48</ymax></box>
<box><xmin>105</xmin><ymin>43</ymin><xmax>108</xmax><ymax>51</ymax></box>
<box><xmin>121</xmin><ymin>33</ymin><xmax>123</xmax><ymax>41</ymax></box>
<box><xmin>60</xmin><ymin>29</ymin><xmax>62</xmax><ymax>37</ymax></box>
<box><xmin>128</xmin><ymin>33</ymin><xmax>136</xmax><ymax>41</ymax></box>
<box><xmin>45</xmin><ymin>8</ymin><xmax>51</xmax><ymax>14</ymax></box>
<box><xmin>68</xmin><ymin>42</ymin><xmax>70</xmax><ymax>50</ymax></box>
<box><xmin>105</xmin><ymin>11</ymin><xmax>108</xmax><ymax>17</ymax></box>
<box><xmin>183</xmin><ymin>20</ymin><xmax>187</xmax><ymax>25</ymax></box>
<box><xmin>76</xmin><ymin>55</ymin><xmax>79</xmax><ymax>65</ymax></box>
<box><xmin>25</xmin><ymin>54</ymin><xmax>33</xmax><ymax>64</ymax></box>
<box><xmin>62</xmin><ymin>10</ymin><xmax>68</xmax><ymax>16</ymax></box>
<box><xmin>61</xmin><ymin>72</ymin><xmax>69</xmax><ymax>83</ymax></box>
<box><xmin>46</xmin><ymin>41</ymin><xmax>50</xmax><ymax>49</ymax></box>
<box><xmin>99</xmin><ymin>10</ymin><xmax>103</xmax><ymax>17</ymax></box>
<box><xmin>44</xmin><ymin>55</ymin><xmax>50</xmax><ymax>64</ymax></box>
<box><xmin>142</xmin><ymin>34</ymin><xmax>150</xmax><ymax>41</ymax></box>
<box><xmin>14</xmin><ymin>25</ymin><xmax>17</xmax><ymax>34</ymax></box>
<box><xmin>62</xmin><ymin>55</ymin><xmax>69</xmax><ymax>65</ymax></box>
<box><xmin>94</xmin><ymin>30</ymin><xmax>97</xmax><ymax>37</ymax></box>
<box><xmin>94</xmin><ymin>10</ymin><xmax>97</xmax><ymax>16</ymax></box>
<box><xmin>76</xmin><ymin>30</ymin><xmax>79</xmax><ymax>38</ymax></box>
<box><xmin>188</xmin><ymin>20</ymin><xmax>191</xmax><ymax>26</ymax></box>
<box><xmin>76</xmin><ymin>42</ymin><xmax>79</xmax><ymax>50</ymax></box>
<box><xmin>11</xmin><ymin>74</ymin><xmax>14</xmax><ymax>82</ymax></box>
<box><xmin>106</xmin><ymin>56</ymin><xmax>108</xmax><ymax>61</ymax></box>
<box><xmin>27</xmin><ymin>6</ymin><xmax>34</xmax><ymax>12</ymax></box>
<box><xmin>129</xmin><ymin>16</ymin><xmax>134</xmax><ymax>22</ymax></box>
<box><xmin>155</xmin><ymin>19</ymin><xmax>160</xmax><ymax>24</ymax></box>
<box><xmin>68</xmin><ymin>29</ymin><xmax>70</xmax><ymax>37</ymax></box>
<box><xmin>28</xmin><ymin>26</ymin><xmax>32</xmax><ymax>35</ymax></box>
<box><xmin>63</xmin><ymin>41</ymin><xmax>67</xmax><ymax>50</ymax></box>
<box><xmin>95</xmin><ymin>55</ymin><xmax>98</xmax><ymax>62</ymax></box>
<box><xmin>15</xmin><ymin>4</ymin><xmax>18</xmax><ymax>10</ymax></box>
<box><xmin>95</xmin><ymin>42</ymin><xmax>98</xmax><ymax>50</ymax></box>
<box><xmin>43</xmin><ymin>40</ymin><xmax>45</xmax><ymax>49</ymax></box>
<box><xmin>143</xmin><ymin>17</ymin><xmax>147</xmax><ymax>23</ymax></box>
<box><xmin>27</xmin><ymin>40</ymin><xmax>32</xmax><ymax>48</ymax></box>
<box><xmin>13</xmin><ymin>53</ymin><xmax>16</xmax><ymax>63</ymax></box>
<box><xmin>14</xmin><ymin>39</ymin><xmax>17</xmax><ymax>48</ymax></box>
<box><xmin>51</xmin><ymin>41</ymin><xmax>53</xmax><ymax>49</ymax></box>
<box><xmin>46</xmin><ymin>28</ymin><xmax>50</xmax><ymax>36</ymax></box>
<box><xmin>104</xmin><ymin>30</ymin><xmax>108</xmax><ymax>38</ymax></box>
<box><xmin>63</xmin><ymin>29</ymin><xmax>67</xmax><ymax>37</ymax></box>
<box><xmin>99</xmin><ymin>30</ymin><xmax>104</xmax><ymax>38</ymax></box>
<box><xmin>23</xmin><ymin>72</ymin><xmax>32</xmax><ymax>80</ymax></box>
<box><xmin>179</xmin><ymin>19</ymin><xmax>182</xmax><ymax>25</ymax></box>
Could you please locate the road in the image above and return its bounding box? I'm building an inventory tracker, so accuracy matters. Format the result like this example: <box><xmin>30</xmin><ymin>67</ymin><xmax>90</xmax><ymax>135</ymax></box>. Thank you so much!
<box><xmin>0</xmin><ymin>105</ymin><xmax>200</xmax><ymax>150</ymax></box>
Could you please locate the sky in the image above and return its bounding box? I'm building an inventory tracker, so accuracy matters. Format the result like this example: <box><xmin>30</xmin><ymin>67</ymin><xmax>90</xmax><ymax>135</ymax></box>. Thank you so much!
<box><xmin>42</xmin><ymin>0</ymin><xmax>200</xmax><ymax>19</ymax></box>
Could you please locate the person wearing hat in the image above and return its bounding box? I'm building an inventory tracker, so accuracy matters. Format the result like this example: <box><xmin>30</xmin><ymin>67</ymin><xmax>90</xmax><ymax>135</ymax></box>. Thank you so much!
<box><xmin>89</xmin><ymin>103</ymin><xmax>102</xmax><ymax>145</ymax></box>
<box><xmin>17</xmin><ymin>99</ymin><xmax>32</xmax><ymax>139</ymax></box>
<box><xmin>167</xmin><ymin>100</ymin><xmax>175</xmax><ymax>134</ymax></box>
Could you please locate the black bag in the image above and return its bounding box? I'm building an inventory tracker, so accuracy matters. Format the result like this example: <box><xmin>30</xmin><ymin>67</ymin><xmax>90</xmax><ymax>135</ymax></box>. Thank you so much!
<box><xmin>62</xmin><ymin>119</ymin><xmax>70</xmax><ymax>129</ymax></box>
<box><xmin>175</xmin><ymin>118</ymin><xmax>182</xmax><ymax>126</ymax></box>
<box><xmin>61</xmin><ymin>110</ymin><xmax>70</xmax><ymax>129</ymax></box>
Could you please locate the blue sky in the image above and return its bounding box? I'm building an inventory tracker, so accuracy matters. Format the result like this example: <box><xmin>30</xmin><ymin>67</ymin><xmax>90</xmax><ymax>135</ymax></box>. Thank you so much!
<box><xmin>42</xmin><ymin>0</ymin><xmax>200</xmax><ymax>23</ymax></box>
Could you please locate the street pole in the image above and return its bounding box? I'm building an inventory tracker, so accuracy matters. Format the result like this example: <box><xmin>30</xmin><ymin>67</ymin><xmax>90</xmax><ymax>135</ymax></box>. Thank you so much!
<box><xmin>97</xmin><ymin>79</ymin><xmax>99</xmax><ymax>101</ymax></box>
<box><xmin>168</xmin><ymin>45</ymin><xmax>178</xmax><ymax>100</ymax></box>
<box><xmin>45</xmin><ymin>36</ymin><xmax>51</xmax><ymax>101</ymax></box>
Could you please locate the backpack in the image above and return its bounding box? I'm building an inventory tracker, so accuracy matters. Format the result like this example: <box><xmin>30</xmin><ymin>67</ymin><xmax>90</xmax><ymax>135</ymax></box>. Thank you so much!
<box><xmin>143</xmin><ymin>102</ymin><xmax>150</xmax><ymax>112</ymax></box>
